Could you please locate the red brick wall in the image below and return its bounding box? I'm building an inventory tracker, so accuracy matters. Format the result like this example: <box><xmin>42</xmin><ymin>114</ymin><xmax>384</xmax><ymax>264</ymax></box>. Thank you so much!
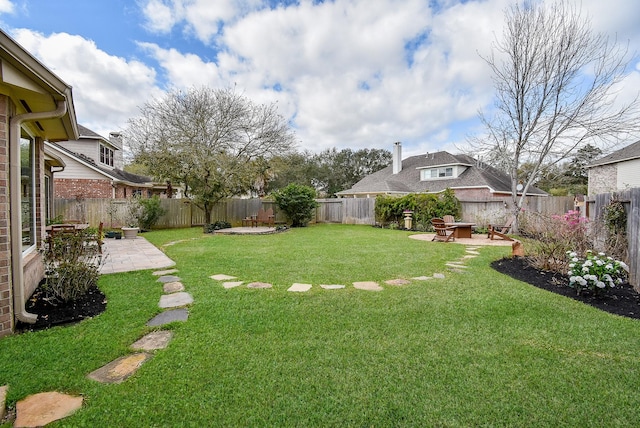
<box><xmin>54</xmin><ymin>178</ymin><xmax>113</xmax><ymax>198</ymax></box>
<box><xmin>0</xmin><ymin>95</ymin><xmax>13</xmax><ymax>337</ymax></box>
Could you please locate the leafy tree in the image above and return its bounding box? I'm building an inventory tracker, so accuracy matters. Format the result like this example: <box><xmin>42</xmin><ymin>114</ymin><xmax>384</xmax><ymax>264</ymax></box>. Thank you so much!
<box><xmin>273</xmin><ymin>183</ymin><xmax>318</xmax><ymax>227</ymax></box>
<box><xmin>563</xmin><ymin>144</ymin><xmax>602</xmax><ymax>187</ymax></box>
<box><xmin>265</xmin><ymin>151</ymin><xmax>318</xmax><ymax>193</ymax></box>
<box><xmin>126</xmin><ymin>87</ymin><xmax>296</xmax><ymax>223</ymax></box>
<box><xmin>473</xmin><ymin>0</ymin><xmax>640</xmax><ymax>231</ymax></box>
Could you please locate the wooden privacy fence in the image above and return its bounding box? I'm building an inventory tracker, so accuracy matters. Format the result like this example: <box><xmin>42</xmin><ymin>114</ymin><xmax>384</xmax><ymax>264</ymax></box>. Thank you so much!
<box><xmin>585</xmin><ymin>188</ymin><xmax>640</xmax><ymax>289</ymax></box>
<box><xmin>55</xmin><ymin>195</ymin><xmax>572</xmax><ymax>229</ymax></box>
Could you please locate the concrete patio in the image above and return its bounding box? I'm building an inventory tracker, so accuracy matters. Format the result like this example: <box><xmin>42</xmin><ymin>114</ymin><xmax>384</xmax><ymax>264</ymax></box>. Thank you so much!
<box><xmin>100</xmin><ymin>236</ymin><xmax>176</xmax><ymax>274</ymax></box>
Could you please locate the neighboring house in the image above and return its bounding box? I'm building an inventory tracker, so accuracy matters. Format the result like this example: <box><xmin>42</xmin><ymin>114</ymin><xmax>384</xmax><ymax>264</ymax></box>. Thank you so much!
<box><xmin>587</xmin><ymin>140</ymin><xmax>640</xmax><ymax>196</ymax></box>
<box><xmin>1</xmin><ymin>29</ymin><xmax>79</xmax><ymax>336</ymax></box>
<box><xmin>46</xmin><ymin>124</ymin><xmax>167</xmax><ymax>199</ymax></box>
<box><xmin>337</xmin><ymin>142</ymin><xmax>547</xmax><ymax>201</ymax></box>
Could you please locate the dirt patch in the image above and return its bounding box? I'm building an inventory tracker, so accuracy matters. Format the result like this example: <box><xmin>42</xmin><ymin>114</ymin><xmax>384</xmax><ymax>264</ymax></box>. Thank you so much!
<box><xmin>16</xmin><ymin>284</ymin><xmax>107</xmax><ymax>333</ymax></box>
<box><xmin>492</xmin><ymin>257</ymin><xmax>640</xmax><ymax>319</ymax></box>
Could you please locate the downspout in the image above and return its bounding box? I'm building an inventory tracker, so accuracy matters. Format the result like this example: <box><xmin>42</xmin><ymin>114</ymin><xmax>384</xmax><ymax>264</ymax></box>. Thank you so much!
<box><xmin>10</xmin><ymin>100</ymin><xmax>67</xmax><ymax>324</ymax></box>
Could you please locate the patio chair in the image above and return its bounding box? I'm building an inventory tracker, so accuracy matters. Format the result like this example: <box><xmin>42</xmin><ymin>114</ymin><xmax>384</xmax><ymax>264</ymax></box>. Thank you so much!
<box><xmin>431</xmin><ymin>218</ymin><xmax>456</xmax><ymax>242</ymax></box>
<box><xmin>488</xmin><ymin>217</ymin><xmax>514</xmax><ymax>241</ymax></box>
<box><xmin>443</xmin><ymin>215</ymin><xmax>455</xmax><ymax>224</ymax></box>
<box><xmin>256</xmin><ymin>207</ymin><xmax>275</xmax><ymax>227</ymax></box>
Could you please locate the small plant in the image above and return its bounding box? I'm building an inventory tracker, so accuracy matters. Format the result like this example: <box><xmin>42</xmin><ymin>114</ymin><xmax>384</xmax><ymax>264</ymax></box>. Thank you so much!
<box><xmin>567</xmin><ymin>250</ymin><xmax>628</xmax><ymax>296</ymax></box>
<box><xmin>124</xmin><ymin>196</ymin><xmax>142</xmax><ymax>228</ymax></box>
<box><xmin>603</xmin><ymin>195</ymin><xmax>626</xmax><ymax>234</ymax></box>
<box><xmin>273</xmin><ymin>183</ymin><xmax>318</xmax><ymax>227</ymax></box>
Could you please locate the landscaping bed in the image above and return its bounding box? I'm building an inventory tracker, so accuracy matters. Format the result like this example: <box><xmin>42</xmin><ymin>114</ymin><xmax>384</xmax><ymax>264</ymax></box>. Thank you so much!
<box><xmin>492</xmin><ymin>256</ymin><xmax>640</xmax><ymax>319</ymax></box>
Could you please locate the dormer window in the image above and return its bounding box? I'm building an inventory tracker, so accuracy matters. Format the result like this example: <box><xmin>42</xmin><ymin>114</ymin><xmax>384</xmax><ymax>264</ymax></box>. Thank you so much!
<box><xmin>421</xmin><ymin>167</ymin><xmax>453</xmax><ymax>180</ymax></box>
<box><xmin>100</xmin><ymin>144</ymin><xmax>114</xmax><ymax>167</ymax></box>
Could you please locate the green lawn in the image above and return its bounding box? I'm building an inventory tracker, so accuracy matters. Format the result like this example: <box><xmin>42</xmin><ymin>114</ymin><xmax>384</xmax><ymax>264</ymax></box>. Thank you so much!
<box><xmin>2</xmin><ymin>224</ymin><xmax>640</xmax><ymax>427</ymax></box>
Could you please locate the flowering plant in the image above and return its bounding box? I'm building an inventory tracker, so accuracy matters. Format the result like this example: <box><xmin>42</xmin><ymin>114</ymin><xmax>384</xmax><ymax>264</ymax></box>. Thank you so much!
<box><xmin>567</xmin><ymin>250</ymin><xmax>628</xmax><ymax>295</ymax></box>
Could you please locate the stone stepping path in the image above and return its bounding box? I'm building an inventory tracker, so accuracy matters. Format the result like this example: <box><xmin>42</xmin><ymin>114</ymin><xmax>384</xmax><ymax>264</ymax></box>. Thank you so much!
<box><xmin>223</xmin><ymin>281</ymin><xmax>244</xmax><ymax>289</ymax></box>
<box><xmin>353</xmin><ymin>281</ymin><xmax>383</xmax><ymax>291</ymax></box>
<box><xmin>211</xmin><ymin>274</ymin><xmax>237</xmax><ymax>281</ymax></box>
<box><xmin>385</xmin><ymin>279</ymin><xmax>411</xmax><ymax>286</ymax></box>
<box><xmin>153</xmin><ymin>268</ymin><xmax>179</xmax><ymax>276</ymax></box>
<box><xmin>159</xmin><ymin>292</ymin><xmax>194</xmax><ymax>308</ymax></box>
<box><xmin>88</xmin><ymin>353</ymin><xmax>152</xmax><ymax>384</ymax></box>
<box><xmin>147</xmin><ymin>308</ymin><xmax>189</xmax><ymax>326</ymax></box>
<box><xmin>163</xmin><ymin>281</ymin><xmax>185</xmax><ymax>293</ymax></box>
<box><xmin>247</xmin><ymin>282</ymin><xmax>273</xmax><ymax>289</ymax></box>
<box><xmin>131</xmin><ymin>331</ymin><xmax>174</xmax><ymax>351</ymax></box>
<box><xmin>14</xmin><ymin>391</ymin><xmax>83</xmax><ymax>427</ymax></box>
<box><xmin>288</xmin><ymin>283</ymin><xmax>312</xmax><ymax>292</ymax></box>
<box><xmin>320</xmin><ymin>284</ymin><xmax>346</xmax><ymax>289</ymax></box>
<box><xmin>157</xmin><ymin>275</ymin><xmax>181</xmax><ymax>283</ymax></box>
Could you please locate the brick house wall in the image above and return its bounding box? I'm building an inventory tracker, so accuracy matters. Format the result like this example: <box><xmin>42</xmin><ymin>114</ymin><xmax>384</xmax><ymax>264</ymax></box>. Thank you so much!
<box><xmin>54</xmin><ymin>178</ymin><xmax>113</xmax><ymax>198</ymax></box>
<box><xmin>0</xmin><ymin>95</ymin><xmax>13</xmax><ymax>336</ymax></box>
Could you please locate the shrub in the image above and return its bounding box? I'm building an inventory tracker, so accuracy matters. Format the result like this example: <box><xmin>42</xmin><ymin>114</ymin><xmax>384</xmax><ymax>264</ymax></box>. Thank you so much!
<box><xmin>42</xmin><ymin>229</ymin><xmax>103</xmax><ymax>302</ymax></box>
<box><xmin>374</xmin><ymin>190</ymin><xmax>461</xmax><ymax>229</ymax></box>
<box><xmin>520</xmin><ymin>210</ymin><xmax>590</xmax><ymax>272</ymax></box>
<box><xmin>204</xmin><ymin>221</ymin><xmax>232</xmax><ymax>233</ymax></box>
<box><xmin>567</xmin><ymin>250</ymin><xmax>628</xmax><ymax>296</ymax></box>
<box><xmin>138</xmin><ymin>196</ymin><xmax>166</xmax><ymax>230</ymax></box>
<box><xmin>273</xmin><ymin>184</ymin><xmax>318</xmax><ymax>227</ymax></box>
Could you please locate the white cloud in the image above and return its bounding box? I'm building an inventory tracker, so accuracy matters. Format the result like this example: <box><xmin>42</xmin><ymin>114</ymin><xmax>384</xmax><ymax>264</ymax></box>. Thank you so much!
<box><xmin>0</xmin><ymin>0</ymin><xmax>14</xmax><ymax>14</ymax></box>
<box><xmin>11</xmin><ymin>29</ymin><xmax>163</xmax><ymax>137</ymax></box>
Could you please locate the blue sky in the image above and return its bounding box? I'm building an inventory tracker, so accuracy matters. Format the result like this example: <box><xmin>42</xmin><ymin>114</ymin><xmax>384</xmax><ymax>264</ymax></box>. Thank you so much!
<box><xmin>1</xmin><ymin>0</ymin><xmax>639</xmax><ymax>158</ymax></box>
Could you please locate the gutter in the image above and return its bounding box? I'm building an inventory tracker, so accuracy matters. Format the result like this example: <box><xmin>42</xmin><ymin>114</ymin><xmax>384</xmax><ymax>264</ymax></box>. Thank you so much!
<box><xmin>10</xmin><ymin>100</ymin><xmax>67</xmax><ymax>324</ymax></box>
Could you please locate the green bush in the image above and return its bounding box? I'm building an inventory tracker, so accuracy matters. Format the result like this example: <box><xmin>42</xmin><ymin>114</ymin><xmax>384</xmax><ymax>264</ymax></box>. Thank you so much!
<box><xmin>42</xmin><ymin>229</ymin><xmax>102</xmax><ymax>302</ymax></box>
<box><xmin>204</xmin><ymin>221</ymin><xmax>232</xmax><ymax>233</ymax></box>
<box><xmin>374</xmin><ymin>189</ymin><xmax>461</xmax><ymax>229</ymax></box>
<box><xmin>273</xmin><ymin>183</ymin><xmax>318</xmax><ymax>227</ymax></box>
<box><xmin>137</xmin><ymin>196</ymin><xmax>166</xmax><ymax>230</ymax></box>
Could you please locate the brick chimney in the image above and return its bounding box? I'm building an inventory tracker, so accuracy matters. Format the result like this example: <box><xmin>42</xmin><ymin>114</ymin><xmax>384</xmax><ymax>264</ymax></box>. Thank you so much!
<box><xmin>393</xmin><ymin>142</ymin><xmax>402</xmax><ymax>174</ymax></box>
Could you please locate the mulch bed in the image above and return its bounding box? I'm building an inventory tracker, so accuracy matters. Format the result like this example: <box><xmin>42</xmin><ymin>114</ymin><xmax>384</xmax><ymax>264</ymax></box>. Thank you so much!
<box><xmin>492</xmin><ymin>257</ymin><xmax>640</xmax><ymax>319</ymax></box>
<box><xmin>16</xmin><ymin>284</ymin><xmax>107</xmax><ymax>333</ymax></box>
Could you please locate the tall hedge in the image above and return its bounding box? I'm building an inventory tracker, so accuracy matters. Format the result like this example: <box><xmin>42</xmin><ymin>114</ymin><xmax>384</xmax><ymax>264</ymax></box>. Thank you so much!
<box><xmin>374</xmin><ymin>189</ymin><xmax>461</xmax><ymax>228</ymax></box>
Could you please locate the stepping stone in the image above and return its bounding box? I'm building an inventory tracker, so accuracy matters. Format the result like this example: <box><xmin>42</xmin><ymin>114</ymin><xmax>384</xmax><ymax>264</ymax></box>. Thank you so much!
<box><xmin>247</xmin><ymin>282</ymin><xmax>273</xmax><ymax>289</ymax></box>
<box><xmin>153</xmin><ymin>268</ymin><xmax>178</xmax><ymax>276</ymax></box>
<box><xmin>163</xmin><ymin>281</ymin><xmax>185</xmax><ymax>293</ymax></box>
<box><xmin>88</xmin><ymin>353</ymin><xmax>152</xmax><ymax>384</ymax></box>
<box><xmin>353</xmin><ymin>281</ymin><xmax>383</xmax><ymax>291</ymax></box>
<box><xmin>147</xmin><ymin>308</ymin><xmax>189</xmax><ymax>326</ymax></box>
<box><xmin>159</xmin><ymin>292</ymin><xmax>193</xmax><ymax>308</ymax></box>
<box><xmin>446</xmin><ymin>263</ymin><xmax>468</xmax><ymax>268</ymax></box>
<box><xmin>131</xmin><ymin>331</ymin><xmax>174</xmax><ymax>351</ymax></box>
<box><xmin>223</xmin><ymin>281</ymin><xmax>243</xmax><ymax>289</ymax></box>
<box><xmin>412</xmin><ymin>276</ymin><xmax>433</xmax><ymax>281</ymax></box>
<box><xmin>466</xmin><ymin>247</ymin><xmax>480</xmax><ymax>251</ymax></box>
<box><xmin>157</xmin><ymin>275</ymin><xmax>181</xmax><ymax>283</ymax></box>
<box><xmin>0</xmin><ymin>385</ymin><xmax>7</xmax><ymax>421</ymax></box>
<box><xmin>210</xmin><ymin>274</ymin><xmax>237</xmax><ymax>281</ymax></box>
<box><xmin>288</xmin><ymin>283</ymin><xmax>312</xmax><ymax>292</ymax></box>
<box><xmin>462</xmin><ymin>255</ymin><xmax>478</xmax><ymax>259</ymax></box>
<box><xmin>320</xmin><ymin>284</ymin><xmax>346</xmax><ymax>290</ymax></box>
<box><xmin>466</xmin><ymin>250</ymin><xmax>480</xmax><ymax>255</ymax></box>
<box><xmin>385</xmin><ymin>279</ymin><xmax>411</xmax><ymax>286</ymax></box>
<box><xmin>14</xmin><ymin>391</ymin><xmax>83</xmax><ymax>428</ymax></box>
<box><xmin>433</xmin><ymin>273</ymin><xmax>446</xmax><ymax>279</ymax></box>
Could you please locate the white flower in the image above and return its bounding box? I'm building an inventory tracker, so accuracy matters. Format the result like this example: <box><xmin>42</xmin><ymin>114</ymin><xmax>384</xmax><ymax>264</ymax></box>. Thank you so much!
<box><xmin>596</xmin><ymin>259</ymin><xmax>604</xmax><ymax>266</ymax></box>
<box><xmin>569</xmin><ymin>263</ymin><xmax>575</xmax><ymax>268</ymax></box>
<box><xmin>584</xmin><ymin>260</ymin><xmax>593</xmax><ymax>267</ymax></box>
<box><xmin>582</xmin><ymin>266</ymin><xmax>590</xmax><ymax>273</ymax></box>
<box><xmin>572</xmin><ymin>257</ymin><xmax>579</xmax><ymax>263</ymax></box>
<box><xmin>596</xmin><ymin>281</ymin><xmax>606</xmax><ymax>288</ymax></box>
<box><xmin>598</xmin><ymin>252</ymin><xmax>606</xmax><ymax>256</ymax></box>
<box><xmin>569</xmin><ymin>252</ymin><xmax>577</xmax><ymax>258</ymax></box>
<box><xmin>605</xmin><ymin>264</ymin><xmax>613</xmax><ymax>270</ymax></box>
<box><xmin>578</xmin><ymin>278</ymin><xmax>588</xmax><ymax>286</ymax></box>
<box><xmin>619</xmin><ymin>261</ymin><xmax>629</xmax><ymax>272</ymax></box>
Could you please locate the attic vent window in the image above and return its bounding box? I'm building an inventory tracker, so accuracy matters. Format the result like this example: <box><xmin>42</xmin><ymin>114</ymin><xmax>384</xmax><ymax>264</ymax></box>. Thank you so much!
<box><xmin>100</xmin><ymin>144</ymin><xmax>114</xmax><ymax>167</ymax></box>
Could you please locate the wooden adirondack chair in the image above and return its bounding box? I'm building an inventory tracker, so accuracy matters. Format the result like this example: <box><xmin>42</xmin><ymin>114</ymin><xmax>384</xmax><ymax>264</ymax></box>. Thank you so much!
<box><xmin>431</xmin><ymin>218</ymin><xmax>456</xmax><ymax>242</ymax></box>
<box><xmin>443</xmin><ymin>215</ymin><xmax>455</xmax><ymax>224</ymax></box>
<box><xmin>488</xmin><ymin>217</ymin><xmax>514</xmax><ymax>241</ymax></box>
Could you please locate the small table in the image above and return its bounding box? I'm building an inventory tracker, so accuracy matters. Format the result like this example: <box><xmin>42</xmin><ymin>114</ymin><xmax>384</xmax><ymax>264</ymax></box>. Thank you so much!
<box><xmin>445</xmin><ymin>222</ymin><xmax>476</xmax><ymax>239</ymax></box>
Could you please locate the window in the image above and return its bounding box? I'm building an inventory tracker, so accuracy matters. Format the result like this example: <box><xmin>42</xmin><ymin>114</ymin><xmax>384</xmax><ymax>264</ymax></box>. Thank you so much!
<box><xmin>20</xmin><ymin>135</ymin><xmax>35</xmax><ymax>252</ymax></box>
<box><xmin>422</xmin><ymin>167</ymin><xmax>454</xmax><ymax>180</ymax></box>
<box><xmin>100</xmin><ymin>144</ymin><xmax>114</xmax><ymax>167</ymax></box>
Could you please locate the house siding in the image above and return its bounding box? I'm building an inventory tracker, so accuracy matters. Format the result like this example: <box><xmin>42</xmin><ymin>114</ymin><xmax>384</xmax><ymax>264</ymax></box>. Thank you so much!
<box><xmin>0</xmin><ymin>95</ymin><xmax>12</xmax><ymax>337</ymax></box>
<box><xmin>588</xmin><ymin>164</ymin><xmax>617</xmax><ymax>196</ymax></box>
<box><xmin>617</xmin><ymin>158</ymin><xmax>640</xmax><ymax>190</ymax></box>
<box><xmin>452</xmin><ymin>188</ymin><xmax>506</xmax><ymax>200</ymax></box>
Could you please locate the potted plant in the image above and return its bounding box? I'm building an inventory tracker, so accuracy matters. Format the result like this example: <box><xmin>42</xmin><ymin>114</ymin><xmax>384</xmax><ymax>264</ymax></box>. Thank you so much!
<box><xmin>121</xmin><ymin>197</ymin><xmax>142</xmax><ymax>239</ymax></box>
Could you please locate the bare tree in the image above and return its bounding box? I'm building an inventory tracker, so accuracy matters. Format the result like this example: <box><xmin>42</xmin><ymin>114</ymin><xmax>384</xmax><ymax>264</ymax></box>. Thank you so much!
<box><xmin>126</xmin><ymin>87</ymin><xmax>296</xmax><ymax>224</ymax></box>
<box><xmin>473</xmin><ymin>0</ymin><xmax>640</xmax><ymax>231</ymax></box>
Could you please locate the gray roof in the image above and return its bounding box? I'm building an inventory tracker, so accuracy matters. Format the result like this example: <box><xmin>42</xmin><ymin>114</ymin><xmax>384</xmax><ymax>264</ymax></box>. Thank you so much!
<box><xmin>588</xmin><ymin>140</ymin><xmax>640</xmax><ymax>167</ymax></box>
<box><xmin>48</xmin><ymin>142</ymin><xmax>152</xmax><ymax>185</ymax></box>
<box><xmin>338</xmin><ymin>151</ymin><xmax>547</xmax><ymax>196</ymax></box>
